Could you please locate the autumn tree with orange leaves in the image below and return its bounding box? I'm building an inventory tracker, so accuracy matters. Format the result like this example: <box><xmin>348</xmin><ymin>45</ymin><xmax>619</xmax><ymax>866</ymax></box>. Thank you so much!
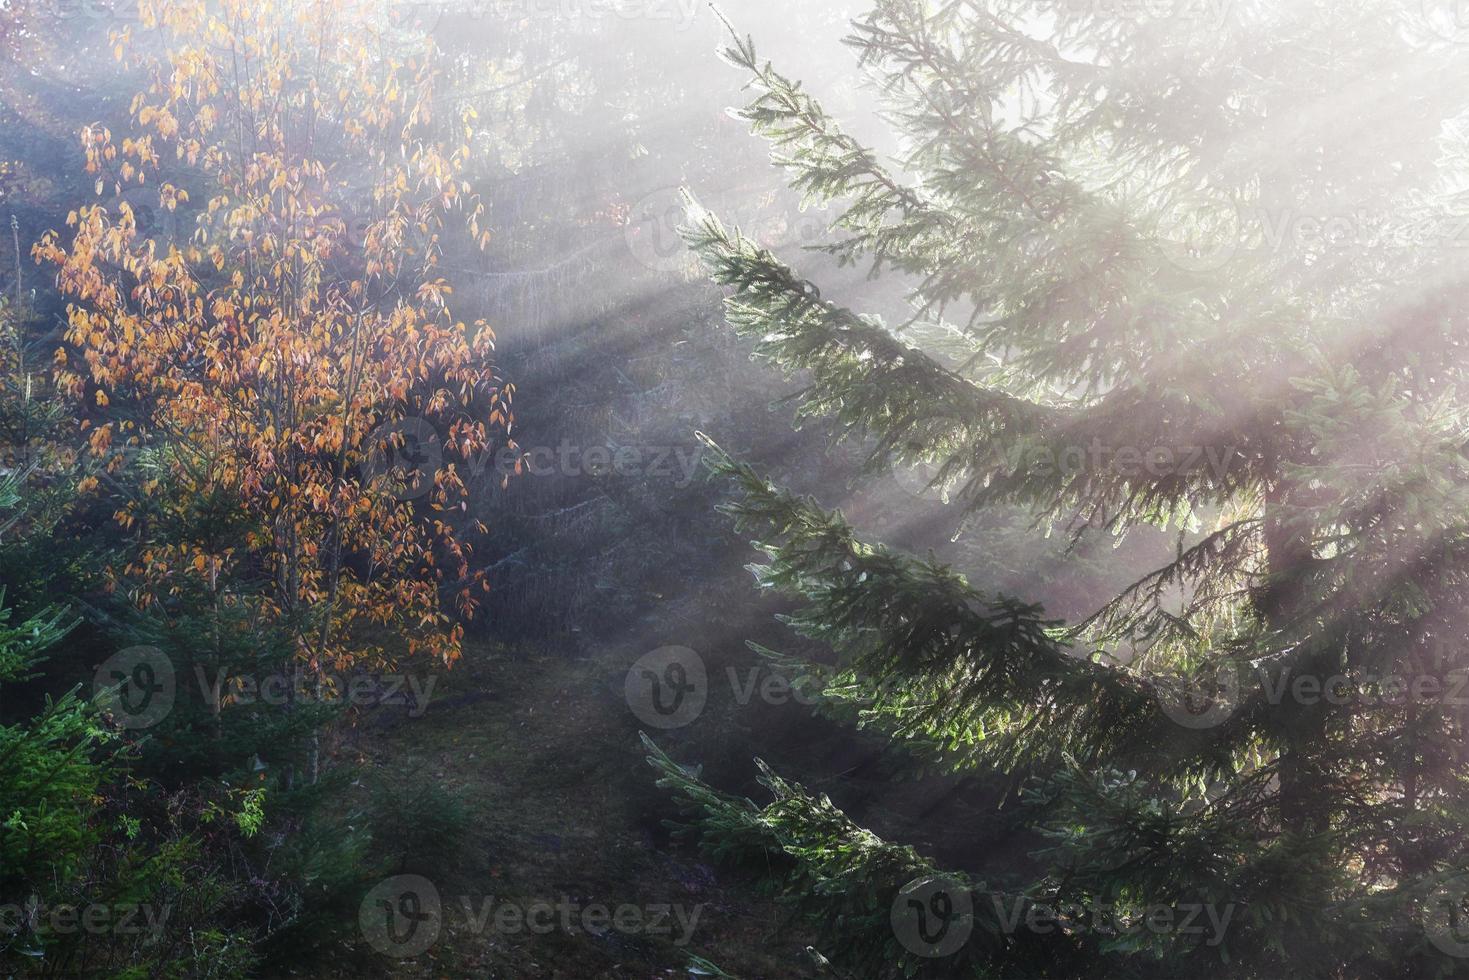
<box><xmin>38</xmin><ymin>0</ymin><xmax>512</xmax><ymax>735</ymax></box>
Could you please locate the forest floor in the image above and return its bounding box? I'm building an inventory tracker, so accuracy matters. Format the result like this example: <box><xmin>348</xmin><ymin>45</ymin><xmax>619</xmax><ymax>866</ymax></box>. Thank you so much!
<box><xmin>289</xmin><ymin>451</ymin><xmax>1006</xmax><ymax>979</ymax></box>
<box><xmin>316</xmin><ymin>584</ymin><xmax>818</xmax><ymax>979</ymax></box>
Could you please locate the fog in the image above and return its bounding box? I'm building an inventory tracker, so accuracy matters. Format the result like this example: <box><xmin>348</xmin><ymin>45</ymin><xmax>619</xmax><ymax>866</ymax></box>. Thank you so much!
<box><xmin>4</xmin><ymin>2</ymin><xmax>1469</xmax><ymax>978</ymax></box>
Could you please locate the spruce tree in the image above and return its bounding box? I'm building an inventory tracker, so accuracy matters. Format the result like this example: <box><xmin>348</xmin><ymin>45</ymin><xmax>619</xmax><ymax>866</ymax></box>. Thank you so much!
<box><xmin>0</xmin><ymin>466</ymin><xmax>112</xmax><ymax>967</ymax></box>
<box><xmin>646</xmin><ymin>3</ymin><xmax>1469</xmax><ymax>977</ymax></box>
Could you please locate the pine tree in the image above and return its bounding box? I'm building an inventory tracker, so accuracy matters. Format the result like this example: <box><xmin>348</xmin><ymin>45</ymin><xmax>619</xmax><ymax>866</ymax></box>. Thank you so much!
<box><xmin>647</xmin><ymin>3</ymin><xmax>1469</xmax><ymax>977</ymax></box>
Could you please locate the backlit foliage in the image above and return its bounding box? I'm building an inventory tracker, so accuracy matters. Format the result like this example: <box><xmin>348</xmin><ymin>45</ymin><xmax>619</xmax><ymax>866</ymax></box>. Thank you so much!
<box><xmin>37</xmin><ymin>0</ymin><xmax>512</xmax><ymax>669</ymax></box>
<box><xmin>651</xmin><ymin>4</ymin><xmax>1469</xmax><ymax>978</ymax></box>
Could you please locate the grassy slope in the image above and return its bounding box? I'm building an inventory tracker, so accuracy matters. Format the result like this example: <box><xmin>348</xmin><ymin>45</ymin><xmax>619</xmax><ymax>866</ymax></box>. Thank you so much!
<box><xmin>325</xmin><ymin>614</ymin><xmax>817</xmax><ymax>978</ymax></box>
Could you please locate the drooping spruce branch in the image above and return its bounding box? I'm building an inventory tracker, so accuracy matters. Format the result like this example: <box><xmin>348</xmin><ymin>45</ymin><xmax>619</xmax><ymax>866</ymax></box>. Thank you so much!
<box><xmin>642</xmin><ymin>733</ymin><xmax>1113</xmax><ymax>979</ymax></box>
<box><xmin>698</xmin><ymin>435</ymin><xmax>1261</xmax><ymax>780</ymax></box>
<box><xmin>685</xmin><ymin>200</ymin><xmax>1265</xmax><ymax>536</ymax></box>
<box><xmin>683</xmin><ymin>204</ymin><xmax>1055</xmax><ymax>470</ymax></box>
